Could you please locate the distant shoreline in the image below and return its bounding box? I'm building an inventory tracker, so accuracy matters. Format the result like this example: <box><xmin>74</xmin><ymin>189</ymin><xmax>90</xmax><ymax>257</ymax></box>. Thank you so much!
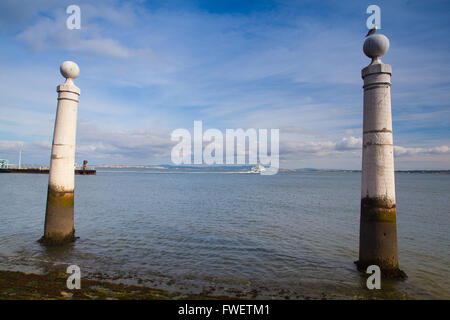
<box><xmin>2</xmin><ymin>165</ymin><xmax>449</xmax><ymax>174</ymax></box>
<box><xmin>95</xmin><ymin>167</ymin><xmax>450</xmax><ymax>174</ymax></box>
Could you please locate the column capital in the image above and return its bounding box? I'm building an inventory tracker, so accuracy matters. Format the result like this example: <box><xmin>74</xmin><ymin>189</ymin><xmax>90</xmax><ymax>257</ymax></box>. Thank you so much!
<box><xmin>57</xmin><ymin>61</ymin><xmax>80</xmax><ymax>94</ymax></box>
<box><xmin>362</xmin><ymin>63</ymin><xmax>392</xmax><ymax>78</ymax></box>
<box><xmin>57</xmin><ymin>83</ymin><xmax>80</xmax><ymax>95</ymax></box>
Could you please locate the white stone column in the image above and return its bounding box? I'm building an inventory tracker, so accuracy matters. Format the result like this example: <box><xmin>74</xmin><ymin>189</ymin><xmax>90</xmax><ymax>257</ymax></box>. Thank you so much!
<box><xmin>40</xmin><ymin>61</ymin><xmax>80</xmax><ymax>245</ymax></box>
<box><xmin>357</xmin><ymin>35</ymin><xmax>405</xmax><ymax>277</ymax></box>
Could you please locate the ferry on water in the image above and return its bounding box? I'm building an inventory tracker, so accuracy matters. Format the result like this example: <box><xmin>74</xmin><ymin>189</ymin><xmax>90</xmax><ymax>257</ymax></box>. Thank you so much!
<box><xmin>249</xmin><ymin>164</ymin><xmax>266</xmax><ymax>173</ymax></box>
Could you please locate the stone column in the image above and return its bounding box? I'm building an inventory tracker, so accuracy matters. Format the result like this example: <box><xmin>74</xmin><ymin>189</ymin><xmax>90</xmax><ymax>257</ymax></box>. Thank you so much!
<box><xmin>356</xmin><ymin>34</ymin><xmax>405</xmax><ymax>278</ymax></box>
<box><xmin>40</xmin><ymin>61</ymin><xmax>80</xmax><ymax>245</ymax></box>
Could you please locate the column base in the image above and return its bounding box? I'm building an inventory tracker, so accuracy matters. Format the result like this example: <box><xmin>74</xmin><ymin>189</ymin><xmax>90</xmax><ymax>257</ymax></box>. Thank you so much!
<box><xmin>358</xmin><ymin>197</ymin><xmax>405</xmax><ymax>278</ymax></box>
<box><xmin>42</xmin><ymin>187</ymin><xmax>76</xmax><ymax>245</ymax></box>
<box><xmin>38</xmin><ymin>230</ymin><xmax>77</xmax><ymax>246</ymax></box>
<box><xmin>354</xmin><ymin>260</ymin><xmax>407</xmax><ymax>279</ymax></box>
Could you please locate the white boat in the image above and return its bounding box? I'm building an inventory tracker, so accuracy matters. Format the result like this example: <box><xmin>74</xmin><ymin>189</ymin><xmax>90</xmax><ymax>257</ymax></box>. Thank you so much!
<box><xmin>249</xmin><ymin>164</ymin><xmax>266</xmax><ymax>173</ymax></box>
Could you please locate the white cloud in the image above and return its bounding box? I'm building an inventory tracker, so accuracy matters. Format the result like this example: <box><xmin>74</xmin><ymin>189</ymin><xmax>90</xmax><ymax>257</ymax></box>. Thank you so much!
<box><xmin>0</xmin><ymin>140</ymin><xmax>51</xmax><ymax>165</ymax></box>
<box><xmin>0</xmin><ymin>140</ymin><xmax>24</xmax><ymax>150</ymax></box>
<box><xmin>335</xmin><ymin>136</ymin><xmax>362</xmax><ymax>151</ymax></box>
<box><xmin>73</xmin><ymin>122</ymin><xmax>174</xmax><ymax>164</ymax></box>
<box><xmin>1</xmin><ymin>131</ymin><xmax>448</xmax><ymax>169</ymax></box>
<box><xmin>16</xmin><ymin>13</ymin><xmax>136</xmax><ymax>58</ymax></box>
<box><xmin>395</xmin><ymin>145</ymin><xmax>450</xmax><ymax>157</ymax></box>
<box><xmin>280</xmin><ymin>136</ymin><xmax>361</xmax><ymax>159</ymax></box>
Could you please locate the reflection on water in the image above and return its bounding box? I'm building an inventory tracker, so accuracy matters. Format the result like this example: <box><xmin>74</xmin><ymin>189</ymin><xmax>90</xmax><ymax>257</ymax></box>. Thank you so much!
<box><xmin>0</xmin><ymin>169</ymin><xmax>448</xmax><ymax>299</ymax></box>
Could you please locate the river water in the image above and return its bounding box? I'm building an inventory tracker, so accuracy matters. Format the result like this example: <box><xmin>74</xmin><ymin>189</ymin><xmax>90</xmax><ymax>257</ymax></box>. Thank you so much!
<box><xmin>0</xmin><ymin>169</ymin><xmax>448</xmax><ymax>299</ymax></box>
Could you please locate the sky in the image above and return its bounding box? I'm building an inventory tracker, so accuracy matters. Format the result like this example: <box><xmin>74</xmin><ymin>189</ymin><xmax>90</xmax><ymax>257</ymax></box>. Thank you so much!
<box><xmin>0</xmin><ymin>0</ymin><xmax>449</xmax><ymax>169</ymax></box>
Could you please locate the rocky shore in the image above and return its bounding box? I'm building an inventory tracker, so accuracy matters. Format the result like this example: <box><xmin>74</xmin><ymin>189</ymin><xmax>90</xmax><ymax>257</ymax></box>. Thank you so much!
<box><xmin>0</xmin><ymin>270</ymin><xmax>237</xmax><ymax>300</ymax></box>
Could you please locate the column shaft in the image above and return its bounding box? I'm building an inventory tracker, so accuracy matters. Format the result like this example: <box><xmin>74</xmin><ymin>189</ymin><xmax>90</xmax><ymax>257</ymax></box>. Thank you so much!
<box><xmin>41</xmin><ymin>79</ymin><xmax>80</xmax><ymax>245</ymax></box>
<box><xmin>358</xmin><ymin>63</ymin><xmax>402</xmax><ymax>276</ymax></box>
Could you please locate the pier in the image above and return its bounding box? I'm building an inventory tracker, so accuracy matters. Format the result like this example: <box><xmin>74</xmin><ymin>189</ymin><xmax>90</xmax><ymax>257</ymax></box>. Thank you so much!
<box><xmin>0</xmin><ymin>168</ymin><xmax>95</xmax><ymax>175</ymax></box>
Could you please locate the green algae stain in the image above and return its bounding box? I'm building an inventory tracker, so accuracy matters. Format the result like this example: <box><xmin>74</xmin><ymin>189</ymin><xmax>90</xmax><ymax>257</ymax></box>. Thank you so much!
<box><xmin>47</xmin><ymin>190</ymin><xmax>74</xmax><ymax>208</ymax></box>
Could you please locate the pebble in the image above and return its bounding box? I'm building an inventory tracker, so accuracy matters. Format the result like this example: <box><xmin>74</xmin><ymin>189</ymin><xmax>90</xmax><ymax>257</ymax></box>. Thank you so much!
<box><xmin>60</xmin><ymin>291</ymin><xmax>73</xmax><ymax>298</ymax></box>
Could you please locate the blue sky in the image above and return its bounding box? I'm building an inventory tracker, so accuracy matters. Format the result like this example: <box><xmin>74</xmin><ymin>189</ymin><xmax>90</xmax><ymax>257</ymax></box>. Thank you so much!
<box><xmin>0</xmin><ymin>0</ymin><xmax>449</xmax><ymax>169</ymax></box>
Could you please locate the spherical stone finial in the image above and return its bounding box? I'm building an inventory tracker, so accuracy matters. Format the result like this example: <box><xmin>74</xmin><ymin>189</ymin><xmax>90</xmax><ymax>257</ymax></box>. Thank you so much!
<box><xmin>363</xmin><ymin>34</ymin><xmax>390</xmax><ymax>61</ymax></box>
<box><xmin>60</xmin><ymin>61</ymin><xmax>80</xmax><ymax>80</ymax></box>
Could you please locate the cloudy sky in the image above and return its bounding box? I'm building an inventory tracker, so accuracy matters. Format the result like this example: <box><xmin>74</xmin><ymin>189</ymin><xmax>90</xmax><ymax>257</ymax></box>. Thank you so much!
<box><xmin>0</xmin><ymin>0</ymin><xmax>449</xmax><ymax>169</ymax></box>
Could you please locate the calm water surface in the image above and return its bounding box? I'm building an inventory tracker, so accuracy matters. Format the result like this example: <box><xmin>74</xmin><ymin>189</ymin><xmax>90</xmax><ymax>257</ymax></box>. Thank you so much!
<box><xmin>0</xmin><ymin>169</ymin><xmax>448</xmax><ymax>299</ymax></box>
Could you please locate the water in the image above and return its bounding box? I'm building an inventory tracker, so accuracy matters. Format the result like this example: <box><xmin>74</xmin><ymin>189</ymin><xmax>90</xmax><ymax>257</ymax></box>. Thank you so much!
<box><xmin>0</xmin><ymin>169</ymin><xmax>449</xmax><ymax>299</ymax></box>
